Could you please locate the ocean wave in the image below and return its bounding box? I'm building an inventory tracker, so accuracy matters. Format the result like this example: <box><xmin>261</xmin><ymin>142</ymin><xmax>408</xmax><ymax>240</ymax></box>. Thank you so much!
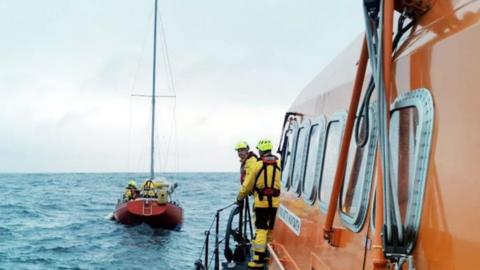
<box><xmin>0</xmin><ymin>227</ymin><xmax>12</xmax><ymax>237</ymax></box>
<box><xmin>0</xmin><ymin>172</ymin><xmax>238</xmax><ymax>270</ymax></box>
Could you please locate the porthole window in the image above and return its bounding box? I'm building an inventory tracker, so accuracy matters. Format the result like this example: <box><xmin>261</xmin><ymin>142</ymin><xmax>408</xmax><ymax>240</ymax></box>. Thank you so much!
<box><xmin>388</xmin><ymin>89</ymin><xmax>434</xmax><ymax>253</ymax></box>
<box><xmin>280</xmin><ymin>121</ymin><xmax>298</xmax><ymax>189</ymax></box>
<box><xmin>318</xmin><ymin>112</ymin><xmax>347</xmax><ymax>212</ymax></box>
<box><xmin>302</xmin><ymin>116</ymin><xmax>326</xmax><ymax>204</ymax></box>
<box><xmin>289</xmin><ymin>122</ymin><xmax>309</xmax><ymax>194</ymax></box>
<box><xmin>390</xmin><ymin>106</ymin><xmax>418</xmax><ymax>225</ymax></box>
<box><xmin>340</xmin><ymin>105</ymin><xmax>378</xmax><ymax>232</ymax></box>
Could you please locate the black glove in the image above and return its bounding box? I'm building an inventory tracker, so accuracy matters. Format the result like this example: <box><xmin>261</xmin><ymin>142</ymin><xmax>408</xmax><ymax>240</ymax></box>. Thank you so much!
<box><xmin>236</xmin><ymin>199</ymin><xmax>244</xmax><ymax>208</ymax></box>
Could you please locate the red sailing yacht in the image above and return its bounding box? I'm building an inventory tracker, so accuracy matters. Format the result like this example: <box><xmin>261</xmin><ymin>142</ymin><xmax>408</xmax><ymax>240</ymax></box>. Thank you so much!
<box><xmin>114</xmin><ymin>180</ymin><xmax>183</xmax><ymax>230</ymax></box>
<box><xmin>113</xmin><ymin>0</ymin><xmax>183</xmax><ymax>230</ymax></box>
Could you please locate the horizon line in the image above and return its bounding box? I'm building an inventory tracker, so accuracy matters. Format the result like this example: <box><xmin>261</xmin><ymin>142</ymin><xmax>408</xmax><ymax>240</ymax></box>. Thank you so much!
<box><xmin>0</xmin><ymin>171</ymin><xmax>238</xmax><ymax>174</ymax></box>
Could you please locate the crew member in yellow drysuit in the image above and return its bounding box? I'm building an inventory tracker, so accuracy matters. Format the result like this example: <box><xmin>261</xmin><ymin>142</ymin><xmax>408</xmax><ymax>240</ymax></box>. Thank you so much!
<box><xmin>140</xmin><ymin>179</ymin><xmax>169</xmax><ymax>198</ymax></box>
<box><xmin>123</xmin><ymin>180</ymin><xmax>138</xmax><ymax>201</ymax></box>
<box><xmin>235</xmin><ymin>140</ymin><xmax>258</xmax><ymax>184</ymax></box>
<box><xmin>236</xmin><ymin>139</ymin><xmax>281</xmax><ymax>269</ymax></box>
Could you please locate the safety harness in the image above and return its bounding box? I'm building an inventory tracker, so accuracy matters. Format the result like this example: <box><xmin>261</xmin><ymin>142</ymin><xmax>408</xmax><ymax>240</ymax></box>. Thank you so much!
<box><xmin>240</xmin><ymin>152</ymin><xmax>258</xmax><ymax>183</ymax></box>
<box><xmin>143</xmin><ymin>180</ymin><xmax>154</xmax><ymax>189</ymax></box>
<box><xmin>142</xmin><ymin>180</ymin><xmax>156</xmax><ymax>198</ymax></box>
<box><xmin>253</xmin><ymin>155</ymin><xmax>281</xmax><ymax>208</ymax></box>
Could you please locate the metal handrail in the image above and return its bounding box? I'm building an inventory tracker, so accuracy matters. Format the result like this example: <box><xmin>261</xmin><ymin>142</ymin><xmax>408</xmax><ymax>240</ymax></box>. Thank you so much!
<box><xmin>195</xmin><ymin>202</ymin><xmax>237</xmax><ymax>270</ymax></box>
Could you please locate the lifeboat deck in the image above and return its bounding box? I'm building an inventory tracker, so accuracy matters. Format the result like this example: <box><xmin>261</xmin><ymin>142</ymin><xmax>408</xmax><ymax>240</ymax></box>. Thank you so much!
<box><xmin>221</xmin><ymin>261</ymin><xmax>267</xmax><ymax>270</ymax></box>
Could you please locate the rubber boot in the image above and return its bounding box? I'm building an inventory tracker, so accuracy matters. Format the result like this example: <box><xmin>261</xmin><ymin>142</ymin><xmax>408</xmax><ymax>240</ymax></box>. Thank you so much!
<box><xmin>248</xmin><ymin>229</ymin><xmax>267</xmax><ymax>269</ymax></box>
<box><xmin>263</xmin><ymin>230</ymin><xmax>273</xmax><ymax>261</ymax></box>
<box><xmin>248</xmin><ymin>251</ymin><xmax>266</xmax><ymax>269</ymax></box>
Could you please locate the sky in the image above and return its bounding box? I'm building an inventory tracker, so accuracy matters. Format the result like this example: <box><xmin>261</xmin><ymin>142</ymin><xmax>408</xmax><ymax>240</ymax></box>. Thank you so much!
<box><xmin>0</xmin><ymin>0</ymin><xmax>364</xmax><ymax>173</ymax></box>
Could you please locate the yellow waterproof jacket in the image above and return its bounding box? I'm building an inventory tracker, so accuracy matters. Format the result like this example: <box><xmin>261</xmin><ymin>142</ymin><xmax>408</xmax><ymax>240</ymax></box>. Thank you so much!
<box><xmin>237</xmin><ymin>155</ymin><xmax>282</xmax><ymax>208</ymax></box>
<box><xmin>123</xmin><ymin>187</ymin><xmax>137</xmax><ymax>201</ymax></box>
<box><xmin>241</xmin><ymin>152</ymin><xmax>258</xmax><ymax>183</ymax></box>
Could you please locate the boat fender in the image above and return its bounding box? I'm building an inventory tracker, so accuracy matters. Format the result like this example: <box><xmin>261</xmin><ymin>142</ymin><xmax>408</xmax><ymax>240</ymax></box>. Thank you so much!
<box><xmin>157</xmin><ymin>189</ymin><xmax>169</xmax><ymax>204</ymax></box>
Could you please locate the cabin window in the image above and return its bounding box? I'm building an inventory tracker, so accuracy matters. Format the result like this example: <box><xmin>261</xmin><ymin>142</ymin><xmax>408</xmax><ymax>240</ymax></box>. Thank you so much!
<box><xmin>280</xmin><ymin>121</ymin><xmax>298</xmax><ymax>188</ymax></box>
<box><xmin>319</xmin><ymin>112</ymin><xmax>346</xmax><ymax>212</ymax></box>
<box><xmin>368</xmin><ymin>106</ymin><xmax>419</xmax><ymax>231</ymax></box>
<box><xmin>370</xmin><ymin>89</ymin><xmax>434</xmax><ymax>252</ymax></box>
<box><xmin>390</xmin><ymin>106</ymin><xmax>419</xmax><ymax>224</ymax></box>
<box><xmin>289</xmin><ymin>123</ymin><xmax>308</xmax><ymax>193</ymax></box>
<box><xmin>340</xmin><ymin>106</ymin><xmax>378</xmax><ymax>232</ymax></box>
<box><xmin>388</xmin><ymin>89</ymin><xmax>433</xmax><ymax>254</ymax></box>
<box><xmin>302</xmin><ymin>116</ymin><xmax>326</xmax><ymax>204</ymax></box>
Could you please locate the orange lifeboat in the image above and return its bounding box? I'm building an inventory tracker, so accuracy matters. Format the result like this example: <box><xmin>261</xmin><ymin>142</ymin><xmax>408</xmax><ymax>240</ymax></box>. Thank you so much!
<box><xmin>266</xmin><ymin>0</ymin><xmax>480</xmax><ymax>269</ymax></box>
<box><xmin>194</xmin><ymin>0</ymin><xmax>480</xmax><ymax>269</ymax></box>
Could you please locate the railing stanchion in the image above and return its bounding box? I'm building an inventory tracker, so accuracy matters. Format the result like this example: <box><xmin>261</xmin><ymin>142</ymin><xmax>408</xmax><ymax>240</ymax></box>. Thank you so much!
<box><xmin>215</xmin><ymin>210</ymin><xmax>220</xmax><ymax>270</ymax></box>
<box><xmin>239</xmin><ymin>199</ymin><xmax>244</xmax><ymax>239</ymax></box>
<box><xmin>246</xmin><ymin>198</ymin><xmax>254</xmax><ymax>240</ymax></box>
<box><xmin>205</xmin><ymin>230</ymin><xmax>210</xmax><ymax>269</ymax></box>
<box><xmin>195</xmin><ymin>202</ymin><xmax>238</xmax><ymax>270</ymax></box>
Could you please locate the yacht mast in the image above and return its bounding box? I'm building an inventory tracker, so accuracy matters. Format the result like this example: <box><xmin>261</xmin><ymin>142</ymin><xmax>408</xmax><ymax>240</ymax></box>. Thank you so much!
<box><xmin>150</xmin><ymin>0</ymin><xmax>158</xmax><ymax>180</ymax></box>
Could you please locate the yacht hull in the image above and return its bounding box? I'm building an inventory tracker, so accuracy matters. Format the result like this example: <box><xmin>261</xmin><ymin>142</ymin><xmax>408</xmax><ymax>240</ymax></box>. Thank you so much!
<box><xmin>114</xmin><ymin>198</ymin><xmax>183</xmax><ymax>230</ymax></box>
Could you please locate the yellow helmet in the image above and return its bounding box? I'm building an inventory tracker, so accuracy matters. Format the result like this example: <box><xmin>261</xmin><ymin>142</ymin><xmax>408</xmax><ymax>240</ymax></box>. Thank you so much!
<box><xmin>256</xmin><ymin>139</ymin><xmax>273</xmax><ymax>152</ymax></box>
<box><xmin>128</xmin><ymin>180</ymin><xmax>137</xmax><ymax>187</ymax></box>
<box><xmin>235</xmin><ymin>140</ymin><xmax>249</xmax><ymax>151</ymax></box>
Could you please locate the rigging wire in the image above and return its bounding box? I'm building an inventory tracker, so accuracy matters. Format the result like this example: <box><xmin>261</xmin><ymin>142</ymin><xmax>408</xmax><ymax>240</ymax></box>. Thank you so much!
<box><xmin>130</xmin><ymin>8</ymin><xmax>154</xmax><ymax>97</ymax></box>
<box><xmin>127</xmin><ymin>95</ymin><xmax>133</xmax><ymax>177</ymax></box>
<box><xmin>140</xmin><ymin>107</ymin><xmax>151</xmax><ymax>178</ymax></box>
<box><xmin>157</xmin><ymin>3</ymin><xmax>179</xmax><ymax>179</ymax></box>
<box><xmin>155</xmin><ymin>112</ymin><xmax>162</xmax><ymax>175</ymax></box>
<box><xmin>126</xmin><ymin>7</ymin><xmax>154</xmax><ymax>177</ymax></box>
<box><xmin>158</xmin><ymin>6</ymin><xmax>177</xmax><ymax>96</ymax></box>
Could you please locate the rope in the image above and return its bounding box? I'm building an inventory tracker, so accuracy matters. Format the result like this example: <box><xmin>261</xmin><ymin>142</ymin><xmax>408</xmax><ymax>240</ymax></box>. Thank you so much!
<box><xmin>354</xmin><ymin>13</ymin><xmax>413</xmax><ymax>148</ymax></box>
<box><xmin>362</xmin><ymin>1</ymin><xmax>415</xmax><ymax>247</ymax></box>
<box><xmin>364</xmin><ymin>0</ymin><xmax>398</xmax><ymax>243</ymax></box>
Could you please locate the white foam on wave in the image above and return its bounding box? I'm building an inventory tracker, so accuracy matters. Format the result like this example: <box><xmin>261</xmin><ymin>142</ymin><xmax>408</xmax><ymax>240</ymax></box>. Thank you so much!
<box><xmin>105</xmin><ymin>212</ymin><xmax>115</xmax><ymax>220</ymax></box>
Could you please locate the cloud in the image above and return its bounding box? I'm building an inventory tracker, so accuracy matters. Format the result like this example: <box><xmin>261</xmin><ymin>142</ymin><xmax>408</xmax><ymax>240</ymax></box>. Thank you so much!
<box><xmin>0</xmin><ymin>0</ymin><xmax>364</xmax><ymax>172</ymax></box>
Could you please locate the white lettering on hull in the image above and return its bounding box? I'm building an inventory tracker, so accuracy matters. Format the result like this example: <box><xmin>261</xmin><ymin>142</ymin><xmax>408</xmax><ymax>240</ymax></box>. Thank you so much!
<box><xmin>277</xmin><ymin>204</ymin><xmax>301</xmax><ymax>236</ymax></box>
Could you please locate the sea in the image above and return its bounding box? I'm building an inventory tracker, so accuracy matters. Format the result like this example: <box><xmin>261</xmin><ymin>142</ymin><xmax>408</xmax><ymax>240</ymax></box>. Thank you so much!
<box><xmin>0</xmin><ymin>173</ymin><xmax>241</xmax><ymax>270</ymax></box>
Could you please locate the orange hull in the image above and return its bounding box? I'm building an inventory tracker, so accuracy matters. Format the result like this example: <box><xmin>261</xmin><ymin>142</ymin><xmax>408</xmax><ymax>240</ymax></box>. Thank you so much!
<box><xmin>269</xmin><ymin>0</ymin><xmax>480</xmax><ymax>269</ymax></box>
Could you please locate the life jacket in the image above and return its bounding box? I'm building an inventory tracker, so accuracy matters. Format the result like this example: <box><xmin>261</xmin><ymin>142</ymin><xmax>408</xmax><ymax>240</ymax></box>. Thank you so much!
<box><xmin>142</xmin><ymin>180</ymin><xmax>152</xmax><ymax>189</ymax></box>
<box><xmin>142</xmin><ymin>180</ymin><xmax>157</xmax><ymax>197</ymax></box>
<box><xmin>253</xmin><ymin>154</ymin><xmax>281</xmax><ymax>209</ymax></box>
<box><xmin>240</xmin><ymin>152</ymin><xmax>258</xmax><ymax>184</ymax></box>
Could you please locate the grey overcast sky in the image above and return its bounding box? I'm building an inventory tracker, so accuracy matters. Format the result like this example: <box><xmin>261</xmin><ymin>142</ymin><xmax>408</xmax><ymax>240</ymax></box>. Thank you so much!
<box><xmin>0</xmin><ymin>0</ymin><xmax>364</xmax><ymax>173</ymax></box>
